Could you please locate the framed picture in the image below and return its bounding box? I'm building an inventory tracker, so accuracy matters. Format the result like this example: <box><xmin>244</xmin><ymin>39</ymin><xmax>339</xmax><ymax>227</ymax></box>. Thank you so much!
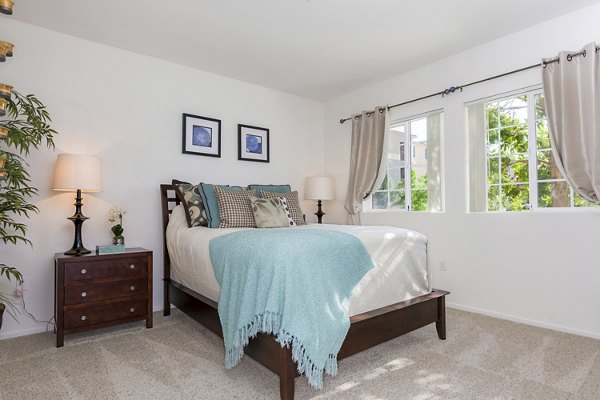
<box><xmin>182</xmin><ymin>113</ymin><xmax>221</xmax><ymax>157</ymax></box>
<box><xmin>238</xmin><ymin>124</ymin><xmax>270</xmax><ymax>163</ymax></box>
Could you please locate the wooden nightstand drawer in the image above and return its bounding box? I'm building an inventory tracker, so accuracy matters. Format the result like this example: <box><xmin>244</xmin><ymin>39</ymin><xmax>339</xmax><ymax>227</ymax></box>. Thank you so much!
<box><xmin>55</xmin><ymin>248</ymin><xmax>153</xmax><ymax>347</ymax></box>
<box><xmin>64</xmin><ymin>297</ymin><xmax>147</xmax><ymax>330</ymax></box>
<box><xmin>64</xmin><ymin>256</ymin><xmax>146</xmax><ymax>281</ymax></box>
<box><xmin>64</xmin><ymin>278</ymin><xmax>147</xmax><ymax>305</ymax></box>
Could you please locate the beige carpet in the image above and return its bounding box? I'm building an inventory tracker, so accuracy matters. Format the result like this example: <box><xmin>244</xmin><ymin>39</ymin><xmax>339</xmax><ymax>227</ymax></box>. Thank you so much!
<box><xmin>0</xmin><ymin>308</ymin><xmax>598</xmax><ymax>400</ymax></box>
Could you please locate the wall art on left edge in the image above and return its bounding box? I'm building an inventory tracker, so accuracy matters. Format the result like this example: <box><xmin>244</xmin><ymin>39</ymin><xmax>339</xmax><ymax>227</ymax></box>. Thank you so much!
<box><xmin>182</xmin><ymin>113</ymin><xmax>221</xmax><ymax>157</ymax></box>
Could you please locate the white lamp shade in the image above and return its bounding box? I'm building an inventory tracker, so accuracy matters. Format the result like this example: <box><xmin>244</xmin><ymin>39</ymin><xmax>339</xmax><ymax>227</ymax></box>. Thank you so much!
<box><xmin>304</xmin><ymin>176</ymin><xmax>336</xmax><ymax>200</ymax></box>
<box><xmin>52</xmin><ymin>154</ymin><xmax>103</xmax><ymax>192</ymax></box>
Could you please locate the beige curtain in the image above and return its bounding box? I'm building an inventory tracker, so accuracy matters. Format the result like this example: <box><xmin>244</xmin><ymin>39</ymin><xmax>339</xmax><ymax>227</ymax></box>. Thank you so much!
<box><xmin>426</xmin><ymin>113</ymin><xmax>443</xmax><ymax>212</ymax></box>
<box><xmin>466</xmin><ymin>103</ymin><xmax>487</xmax><ymax>212</ymax></box>
<box><xmin>542</xmin><ymin>42</ymin><xmax>600</xmax><ymax>204</ymax></box>
<box><xmin>345</xmin><ymin>106</ymin><xmax>388</xmax><ymax>224</ymax></box>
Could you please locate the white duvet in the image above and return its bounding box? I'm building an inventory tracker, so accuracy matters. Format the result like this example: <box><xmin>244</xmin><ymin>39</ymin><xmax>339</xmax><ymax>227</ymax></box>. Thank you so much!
<box><xmin>166</xmin><ymin>205</ymin><xmax>430</xmax><ymax>316</ymax></box>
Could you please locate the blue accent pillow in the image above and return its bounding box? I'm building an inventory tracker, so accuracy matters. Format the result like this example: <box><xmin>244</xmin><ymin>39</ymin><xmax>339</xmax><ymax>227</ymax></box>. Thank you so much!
<box><xmin>198</xmin><ymin>183</ymin><xmax>243</xmax><ymax>228</ymax></box>
<box><xmin>248</xmin><ymin>184</ymin><xmax>291</xmax><ymax>194</ymax></box>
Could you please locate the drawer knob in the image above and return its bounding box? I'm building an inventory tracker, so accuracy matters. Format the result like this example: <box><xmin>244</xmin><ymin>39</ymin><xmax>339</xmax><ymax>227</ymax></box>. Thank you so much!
<box><xmin>129</xmin><ymin>307</ymin><xmax>135</xmax><ymax>313</ymax></box>
<box><xmin>81</xmin><ymin>268</ymin><xmax>87</xmax><ymax>275</ymax></box>
<box><xmin>81</xmin><ymin>315</ymin><xmax>87</xmax><ymax>321</ymax></box>
<box><xmin>129</xmin><ymin>264</ymin><xmax>135</xmax><ymax>270</ymax></box>
<box><xmin>129</xmin><ymin>286</ymin><xmax>135</xmax><ymax>291</ymax></box>
<box><xmin>81</xmin><ymin>291</ymin><xmax>87</xmax><ymax>298</ymax></box>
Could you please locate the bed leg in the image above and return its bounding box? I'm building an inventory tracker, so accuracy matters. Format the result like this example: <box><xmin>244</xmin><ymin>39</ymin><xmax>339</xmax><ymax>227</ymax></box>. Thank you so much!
<box><xmin>279</xmin><ymin>346</ymin><xmax>295</xmax><ymax>400</ymax></box>
<box><xmin>163</xmin><ymin>279</ymin><xmax>171</xmax><ymax>316</ymax></box>
<box><xmin>436</xmin><ymin>295</ymin><xmax>446</xmax><ymax>340</ymax></box>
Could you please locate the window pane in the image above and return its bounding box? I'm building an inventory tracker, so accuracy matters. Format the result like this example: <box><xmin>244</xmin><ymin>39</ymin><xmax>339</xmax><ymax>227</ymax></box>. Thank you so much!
<box><xmin>488</xmin><ymin>156</ymin><xmax>500</xmax><ymax>185</ymax></box>
<box><xmin>535</xmin><ymin>94</ymin><xmax>546</xmax><ymax>120</ymax></box>
<box><xmin>498</xmin><ymin>96</ymin><xmax>528</xmax><ymax>126</ymax></box>
<box><xmin>486</xmin><ymin>103</ymin><xmax>499</xmax><ymax>129</ymax></box>
<box><xmin>410</xmin><ymin>118</ymin><xmax>428</xmax><ymax>208</ymax></box>
<box><xmin>501</xmin><ymin>154</ymin><xmax>529</xmax><ymax>184</ymax></box>
<box><xmin>538</xmin><ymin>181</ymin><xmax>571</xmax><ymax>208</ymax></box>
<box><xmin>488</xmin><ymin>185</ymin><xmax>500</xmax><ymax>211</ymax></box>
<box><xmin>372</xmin><ymin>192</ymin><xmax>388</xmax><ymax>209</ymax></box>
<box><xmin>574</xmin><ymin>192</ymin><xmax>599</xmax><ymax>208</ymax></box>
<box><xmin>389</xmin><ymin>190</ymin><xmax>405</xmax><ymax>209</ymax></box>
<box><xmin>501</xmin><ymin>184</ymin><xmax>529</xmax><ymax>211</ymax></box>
<box><xmin>536</xmin><ymin>119</ymin><xmax>550</xmax><ymax>150</ymax></box>
<box><xmin>537</xmin><ymin>150</ymin><xmax>563</xmax><ymax>181</ymax></box>
<box><xmin>411</xmin><ymin>190</ymin><xmax>428</xmax><ymax>211</ymax></box>
<box><xmin>500</xmin><ymin>125</ymin><xmax>528</xmax><ymax>154</ymax></box>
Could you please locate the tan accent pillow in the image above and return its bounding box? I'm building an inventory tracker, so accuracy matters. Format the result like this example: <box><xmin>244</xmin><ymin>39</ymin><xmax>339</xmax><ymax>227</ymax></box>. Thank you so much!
<box><xmin>249</xmin><ymin>196</ymin><xmax>289</xmax><ymax>228</ymax></box>
<box><xmin>260</xmin><ymin>190</ymin><xmax>305</xmax><ymax>226</ymax></box>
<box><xmin>214</xmin><ymin>186</ymin><xmax>257</xmax><ymax>228</ymax></box>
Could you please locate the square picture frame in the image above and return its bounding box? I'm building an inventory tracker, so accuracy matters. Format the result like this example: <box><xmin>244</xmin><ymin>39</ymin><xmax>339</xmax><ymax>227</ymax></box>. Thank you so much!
<box><xmin>182</xmin><ymin>113</ymin><xmax>221</xmax><ymax>158</ymax></box>
<box><xmin>238</xmin><ymin>124</ymin><xmax>270</xmax><ymax>163</ymax></box>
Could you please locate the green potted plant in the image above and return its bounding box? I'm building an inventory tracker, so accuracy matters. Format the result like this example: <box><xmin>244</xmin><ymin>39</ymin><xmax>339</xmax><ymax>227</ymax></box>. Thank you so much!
<box><xmin>0</xmin><ymin>265</ymin><xmax>23</xmax><ymax>330</ymax></box>
<box><xmin>108</xmin><ymin>207</ymin><xmax>126</xmax><ymax>245</ymax></box>
<box><xmin>0</xmin><ymin>90</ymin><xmax>57</xmax><ymax>330</ymax></box>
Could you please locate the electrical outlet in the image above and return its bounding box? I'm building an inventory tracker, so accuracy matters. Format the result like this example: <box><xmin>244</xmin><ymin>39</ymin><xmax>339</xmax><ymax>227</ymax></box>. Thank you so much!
<box><xmin>439</xmin><ymin>260</ymin><xmax>448</xmax><ymax>271</ymax></box>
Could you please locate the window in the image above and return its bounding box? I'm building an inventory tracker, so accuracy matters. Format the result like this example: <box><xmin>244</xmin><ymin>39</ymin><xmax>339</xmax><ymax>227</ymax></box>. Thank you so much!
<box><xmin>481</xmin><ymin>89</ymin><xmax>594</xmax><ymax>211</ymax></box>
<box><xmin>365</xmin><ymin>111</ymin><xmax>443</xmax><ymax>212</ymax></box>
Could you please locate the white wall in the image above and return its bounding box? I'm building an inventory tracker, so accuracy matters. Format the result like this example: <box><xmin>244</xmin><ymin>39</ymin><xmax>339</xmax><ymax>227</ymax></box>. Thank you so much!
<box><xmin>0</xmin><ymin>19</ymin><xmax>324</xmax><ymax>339</ymax></box>
<box><xmin>324</xmin><ymin>4</ymin><xmax>600</xmax><ymax>338</ymax></box>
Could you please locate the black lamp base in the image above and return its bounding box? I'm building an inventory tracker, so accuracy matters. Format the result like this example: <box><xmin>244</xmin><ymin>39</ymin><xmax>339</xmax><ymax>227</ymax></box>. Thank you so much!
<box><xmin>315</xmin><ymin>199</ymin><xmax>326</xmax><ymax>224</ymax></box>
<box><xmin>65</xmin><ymin>189</ymin><xmax>91</xmax><ymax>256</ymax></box>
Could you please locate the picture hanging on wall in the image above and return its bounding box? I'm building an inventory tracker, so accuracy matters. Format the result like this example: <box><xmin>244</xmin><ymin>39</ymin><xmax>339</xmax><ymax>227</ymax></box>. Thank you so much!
<box><xmin>182</xmin><ymin>113</ymin><xmax>221</xmax><ymax>157</ymax></box>
<box><xmin>238</xmin><ymin>124</ymin><xmax>269</xmax><ymax>163</ymax></box>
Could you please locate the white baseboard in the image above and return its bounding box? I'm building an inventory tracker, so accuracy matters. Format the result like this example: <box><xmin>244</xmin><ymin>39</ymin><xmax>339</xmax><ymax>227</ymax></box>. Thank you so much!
<box><xmin>0</xmin><ymin>305</ymin><xmax>167</xmax><ymax>341</ymax></box>
<box><xmin>447</xmin><ymin>302</ymin><xmax>600</xmax><ymax>340</ymax></box>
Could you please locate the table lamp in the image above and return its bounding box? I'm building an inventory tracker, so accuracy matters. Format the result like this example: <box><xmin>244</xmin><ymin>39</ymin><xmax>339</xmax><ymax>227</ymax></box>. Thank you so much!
<box><xmin>304</xmin><ymin>176</ymin><xmax>336</xmax><ymax>224</ymax></box>
<box><xmin>52</xmin><ymin>154</ymin><xmax>102</xmax><ymax>255</ymax></box>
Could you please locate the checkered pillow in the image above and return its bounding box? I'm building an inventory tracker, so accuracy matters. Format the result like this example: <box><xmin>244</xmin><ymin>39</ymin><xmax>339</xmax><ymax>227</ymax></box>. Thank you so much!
<box><xmin>214</xmin><ymin>186</ymin><xmax>257</xmax><ymax>228</ymax></box>
<box><xmin>260</xmin><ymin>190</ymin><xmax>305</xmax><ymax>225</ymax></box>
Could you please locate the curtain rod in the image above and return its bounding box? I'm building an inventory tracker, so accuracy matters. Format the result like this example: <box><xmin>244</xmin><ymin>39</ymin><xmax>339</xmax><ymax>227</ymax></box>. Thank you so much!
<box><xmin>339</xmin><ymin>46</ymin><xmax>600</xmax><ymax>124</ymax></box>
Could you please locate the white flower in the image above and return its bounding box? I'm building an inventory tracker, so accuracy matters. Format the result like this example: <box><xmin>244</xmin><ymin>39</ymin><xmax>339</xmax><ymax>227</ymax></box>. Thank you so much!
<box><xmin>107</xmin><ymin>206</ymin><xmax>126</xmax><ymax>224</ymax></box>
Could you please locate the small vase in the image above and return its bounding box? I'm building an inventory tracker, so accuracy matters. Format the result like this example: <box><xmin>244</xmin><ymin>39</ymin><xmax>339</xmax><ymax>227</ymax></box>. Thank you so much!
<box><xmin>113</xmin><ymin>236</ymin><xmax>124</xmax><ymax>246</ymax></box>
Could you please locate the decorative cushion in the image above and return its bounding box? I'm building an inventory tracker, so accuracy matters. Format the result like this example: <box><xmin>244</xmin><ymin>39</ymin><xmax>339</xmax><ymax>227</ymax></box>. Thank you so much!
<box><xmin>171</xmin><ymin>179</ymin><xmax>208</xmax><ymax>227</ymax></box>
<box><xmin>199</xmin><ymin>183</ymin><xmax>243</xmax><ymax>228</ymax></box>
<box><xmin>278</xmin><ymin>196</ymin><xmax>297</xmax><ymax>227</ymax></box>
<box><xmin>247</xmin><ymin>184</ymin><xmax>291</xmax><ymax>194</ymax></box>
<box><xmin>260</xmin><ymin>190</ymin><xmax>305</xmax><ymax>226</ymax></box>
<box><xmin>249</xmin><ymin>196</ymin><xmax>290</xmax><ymax>228</ymax></box>
<box><xmin>214</xmin><ymin>186</ymin><xmax>257</xmax><ymax>228</ymax></box>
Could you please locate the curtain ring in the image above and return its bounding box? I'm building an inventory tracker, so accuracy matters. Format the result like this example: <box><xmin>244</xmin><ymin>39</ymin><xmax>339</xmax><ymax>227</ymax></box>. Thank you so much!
<box><xmin>583</xmin><ymin>50</ymin><xmax>587</xmax><ymax>57</ymax></box>
<box><xmin>567</xmin><ymin>54</ymin><xmax>573</xmax><ymax>62</ymax></box>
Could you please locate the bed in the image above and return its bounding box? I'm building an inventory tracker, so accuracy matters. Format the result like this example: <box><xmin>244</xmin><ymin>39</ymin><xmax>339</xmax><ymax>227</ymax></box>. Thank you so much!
<box><xmin>160</xmin><ymin>184</ymin><xmax>448</xmax><ymax>399</ymax></box>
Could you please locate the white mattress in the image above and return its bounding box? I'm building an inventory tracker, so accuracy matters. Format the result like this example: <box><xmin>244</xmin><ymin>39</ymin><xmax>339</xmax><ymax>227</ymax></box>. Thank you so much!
<box><xmin>166</xmin><ymin>205</ymin><xmax>430</xmax><ymax>316</ymax></box>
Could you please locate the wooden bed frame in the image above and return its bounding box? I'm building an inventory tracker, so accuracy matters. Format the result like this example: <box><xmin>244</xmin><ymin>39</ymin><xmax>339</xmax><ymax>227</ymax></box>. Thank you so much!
<box><xmin>160</xmin><ymin>184</ymin><xmax>449</xmax><ymax>400</ymax></box>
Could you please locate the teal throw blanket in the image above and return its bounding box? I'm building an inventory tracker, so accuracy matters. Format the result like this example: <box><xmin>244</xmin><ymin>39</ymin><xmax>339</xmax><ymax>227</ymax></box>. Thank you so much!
<box><xmin>209</xmin><ymin>229</ymin><xmax>374</xmax><ymax>388</ymax></box>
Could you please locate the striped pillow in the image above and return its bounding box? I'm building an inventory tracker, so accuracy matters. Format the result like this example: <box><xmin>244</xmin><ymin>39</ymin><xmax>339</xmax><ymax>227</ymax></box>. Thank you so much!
<box><xmin>260</xmin><ymin>190</ymin><xmax>305</xmax><ymax>226</ymax></box>
<box><xmin>214</xmin><ymin>186</ymin><xmax>257</xmax><ymax>228</ymax></box>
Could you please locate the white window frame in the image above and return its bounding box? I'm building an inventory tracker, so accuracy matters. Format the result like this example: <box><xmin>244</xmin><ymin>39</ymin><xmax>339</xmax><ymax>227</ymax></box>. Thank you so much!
<box><xmin>482</xmin><ymin>87</ymin><xmax>597</xmax><ymax>212</ymax></box>
<box><xmin>363</xmin><ymin>109</ymin><xmax>442</xmax><ymax>213</ymax></box>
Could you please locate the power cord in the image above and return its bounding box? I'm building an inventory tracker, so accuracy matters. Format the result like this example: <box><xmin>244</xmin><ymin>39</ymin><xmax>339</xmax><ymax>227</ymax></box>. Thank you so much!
<box><xmin>16</xmin><ymin>281</ymin><xmax>56</xmax><ymax>332</ymax></box>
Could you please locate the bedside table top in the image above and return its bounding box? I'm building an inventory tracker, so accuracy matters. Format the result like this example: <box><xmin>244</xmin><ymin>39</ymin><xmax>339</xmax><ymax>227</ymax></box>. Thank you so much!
<box><xmin>54</xmin><ymin>247</ymin><xmax>152</xmax><ymax>260</ymax></box>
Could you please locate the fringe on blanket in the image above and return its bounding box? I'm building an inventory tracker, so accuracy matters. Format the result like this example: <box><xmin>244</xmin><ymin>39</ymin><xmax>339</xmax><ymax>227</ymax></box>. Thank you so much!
<box><xmin>224</xmin><ymin>311</ymin><xmax>339</xmax><ymax>389</ymax></box>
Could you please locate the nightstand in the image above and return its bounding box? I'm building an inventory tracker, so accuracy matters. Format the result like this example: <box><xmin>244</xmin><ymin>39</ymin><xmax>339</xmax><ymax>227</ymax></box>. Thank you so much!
<box><xmin>54</xmin><ymin>248</ymin><xmax>153</xmax><ymax>347</ymax></box>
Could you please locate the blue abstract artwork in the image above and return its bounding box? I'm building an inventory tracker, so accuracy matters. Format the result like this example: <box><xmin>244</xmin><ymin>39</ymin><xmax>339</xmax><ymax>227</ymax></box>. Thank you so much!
<box><xmin>192</xmin><ymin>126</ymin><xmax>212</xmax><ymax>147</ymax></box>
<box><xmin>246</xmin><ymin>134</ymin><xmax>262</xmax><ymax>154</ymax></box>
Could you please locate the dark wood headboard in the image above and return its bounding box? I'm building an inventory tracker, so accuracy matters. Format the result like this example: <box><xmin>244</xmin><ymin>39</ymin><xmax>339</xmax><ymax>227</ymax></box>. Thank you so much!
<box><xmin>160</xmin><ymin>184</ymin><xmax>180</xmax><ymax>285</ymax></box>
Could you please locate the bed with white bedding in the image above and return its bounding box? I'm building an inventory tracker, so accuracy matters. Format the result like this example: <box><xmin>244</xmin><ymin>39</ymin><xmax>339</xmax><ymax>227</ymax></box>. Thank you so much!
<box><xmin>166</xmin><ymin>204</ymin><xmax>431</xmax><ymax>316</ymax></box>
<box><xmin>159</xmin><ymin>183</ymin><xmax>448</xmax><ymax>400</ymax></box>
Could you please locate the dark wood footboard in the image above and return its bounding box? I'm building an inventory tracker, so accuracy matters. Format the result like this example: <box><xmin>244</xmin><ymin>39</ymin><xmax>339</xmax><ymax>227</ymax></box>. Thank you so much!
<box><xmin>160</xmin><ymin>184</ymin><xmax>449</xmax><ymax>400</ymax></box>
